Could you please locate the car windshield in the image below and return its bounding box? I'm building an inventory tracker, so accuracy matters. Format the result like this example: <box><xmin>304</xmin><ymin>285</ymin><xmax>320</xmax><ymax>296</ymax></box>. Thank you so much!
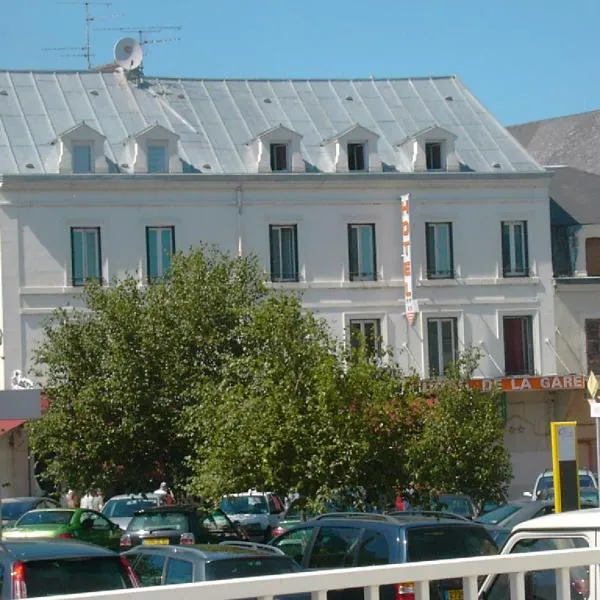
<box><xmin>1</xmin><ymin>500</ymin><xmax>34</xmax><ymax>521</ymax></box>
<box><xmin>537</xmin><ymin>474</ymin><xmax>595</xmax><ymax>492</ymax></box>
<box><xmin>477</xmin><ymin>504</ymin><xmax>522</xmax><ymax>525</ymax></box>
<box><xmin>205</xmin><ymin>556</ymin><xmax>299</xmax><ymax>580</ymax></box>
<box><xmin>220</xmin><ymin>495</ymin><xmax>268</xmax><ymax>515</ymax></box>
<box><xmin>407</xmin><ymin>526</ymin><xmax>498</xmax><ymax>561</ymax></box>
<box><xmin>128</xmin><ymin>512</ymin><xmax>189</xmax><ymax>532</ymax></box>
<box><xmin>435</xmin><ymin>495</ymin><xmax>472</xmax><ymax>516</ymax></box>
<box><xmin>17</xmin><ymin>511</ymin><xmax>73</xmax><ymax>526</ymax></box>
<box><xmin>102</xmin><ymin>499</ymin><xmax>157</xmax><ymax>518</ymax></box>
<box><xmin>24</xmin><ymin>557</ymin><xmax>131</xmax><ymax>596</ymax></box>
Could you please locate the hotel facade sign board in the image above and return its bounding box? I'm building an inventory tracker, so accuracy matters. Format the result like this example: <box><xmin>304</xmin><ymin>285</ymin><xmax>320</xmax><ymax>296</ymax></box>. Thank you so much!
<box><xmin>470</xmin><ymin>375</ymin><xmax>586</xmax><ymax>393</ymax></box>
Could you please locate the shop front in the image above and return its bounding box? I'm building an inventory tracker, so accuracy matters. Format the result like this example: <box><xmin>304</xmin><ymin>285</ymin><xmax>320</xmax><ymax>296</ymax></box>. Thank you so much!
<box><xmin>472</xmin><ymin>375</ymin><xmax>590</xmax><ymax>499</ymax></box>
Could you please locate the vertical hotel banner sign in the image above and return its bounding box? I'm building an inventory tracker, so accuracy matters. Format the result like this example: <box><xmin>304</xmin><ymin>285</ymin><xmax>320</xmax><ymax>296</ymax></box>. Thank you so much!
<box><xmin>401</xmin><ymin>194</ymin><xmax>417</xmax><ymax>325</ymax></box>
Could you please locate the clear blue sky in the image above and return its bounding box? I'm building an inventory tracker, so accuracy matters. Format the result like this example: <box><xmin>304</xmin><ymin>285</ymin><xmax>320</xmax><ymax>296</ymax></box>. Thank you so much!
<box><xmin>2</xmin><ymin>0</ymin><xmax>598</xmax><ymax>125</ymax></box>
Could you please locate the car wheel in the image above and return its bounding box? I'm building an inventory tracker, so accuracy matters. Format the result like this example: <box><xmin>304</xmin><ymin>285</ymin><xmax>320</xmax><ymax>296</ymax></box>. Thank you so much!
<box><xmin>263</xmin><ymin>527</ymin><xmax>272</xmax><ymax>542</ymax></box>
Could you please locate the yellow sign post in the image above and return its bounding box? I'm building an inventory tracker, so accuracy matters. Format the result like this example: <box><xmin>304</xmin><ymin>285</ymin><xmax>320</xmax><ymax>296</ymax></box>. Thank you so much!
<box><xmin>550</xmin><ymin>421</ymin><xmax>579</xmax><ymax>512</ymax></box>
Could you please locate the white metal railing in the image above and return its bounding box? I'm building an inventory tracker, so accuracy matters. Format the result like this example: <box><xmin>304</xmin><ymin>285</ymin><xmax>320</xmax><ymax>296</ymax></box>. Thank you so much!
<box><xmin>42</xmin><ymin>547</ymin><xmax>598</xmax><ymax>600</ymax></box>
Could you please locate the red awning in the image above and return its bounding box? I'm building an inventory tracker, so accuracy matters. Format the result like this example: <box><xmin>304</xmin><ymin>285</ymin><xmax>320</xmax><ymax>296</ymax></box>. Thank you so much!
<box><xmin>0</xmin><ymin>420</ymin><xmax>25</xmax><ymax>436</ymax></box>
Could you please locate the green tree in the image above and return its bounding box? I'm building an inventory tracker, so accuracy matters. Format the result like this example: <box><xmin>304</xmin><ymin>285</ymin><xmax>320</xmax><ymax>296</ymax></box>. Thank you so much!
<box><xmin>404</xmin><ymin>349</ymin><xmax>512</xmax><ymax>510</ymax></box>
<box><xmin>28</xmin><ymin>246</ymin><xmax>268</xmax><ymax>494</ymax></box>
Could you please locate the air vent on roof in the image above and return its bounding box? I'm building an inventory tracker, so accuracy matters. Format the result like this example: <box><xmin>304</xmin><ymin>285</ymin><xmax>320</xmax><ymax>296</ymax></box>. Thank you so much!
<box><xmin>120</xmin><ymin>163</ymin><xmax>130</xmax><ymax>169</ymax></box>
<box><xmin>263</xmin><ymin>98</ymin><xmax>272</xmax><ymax>104</ymax></box>
<box><xmin>90</xmin><ymin>90</ymin><xmax>99</xmax><ymax>96</ymax></box>
<box><xmin>445</xmin><ymin>95</ymin><xmax>454</xmax><ymax>101</ymax></box>
<box><xmin>0</xmin><ymin>90</ymin><xmax>8</xmax><ymax>96</ymax></box>
<box><xmin>492</xmin><ymin>162</ymin><xmax>502</xmax><ymax>169</ymax></box>
<box><xmin>202</xmin><ymin>163</ymin><xmax>211</xmax><ymax>170</ymax></box>
<box><xmin>345</xmin><ymin>95</ymin><xmax>354</xmax><ymax>102</ymax></box>
<box><xmin>25</xmin><ymin>163</ymin><xmax>35</xmax><ymax>169</ymax></box>
<box><xmin>177</xmin><ymin>94</ymin><xmax>185</xmax><ymax>100</ymax></box>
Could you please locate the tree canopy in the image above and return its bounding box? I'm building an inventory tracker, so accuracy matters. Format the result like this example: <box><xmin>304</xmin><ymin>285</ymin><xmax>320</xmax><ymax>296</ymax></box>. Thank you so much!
<box><xmin>28</xmin><ymin>246</ymin><xmax>512</xmax><ymax>505</ymax></box>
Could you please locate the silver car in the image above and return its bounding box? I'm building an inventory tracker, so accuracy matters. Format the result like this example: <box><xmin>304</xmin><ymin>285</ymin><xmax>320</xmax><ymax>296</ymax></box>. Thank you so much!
<box><xmin>101</xmin><ymin>494</ymin><xmax>160</xmax><ymax>530</ymax></box>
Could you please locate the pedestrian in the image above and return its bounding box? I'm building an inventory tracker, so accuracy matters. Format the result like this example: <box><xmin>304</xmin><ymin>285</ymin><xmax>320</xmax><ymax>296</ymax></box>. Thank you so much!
<box><xmin>80</xmin><ymin>490</ymin><xmax>93</xmax><ymax>510</ymax></box>
<box><xmin>65</xmin><ymin>489</ymin><xmax>79</xmax><ymax>508</ymax></box>
<box><xmin>154</xmin><ymin>482</ymin><xmax>175</xmax><ymax>505</ymax></box>
<box><xmin>92</xmin><ymin>488</ymin><xmax>103</xmax><ymax>511</ymax></box>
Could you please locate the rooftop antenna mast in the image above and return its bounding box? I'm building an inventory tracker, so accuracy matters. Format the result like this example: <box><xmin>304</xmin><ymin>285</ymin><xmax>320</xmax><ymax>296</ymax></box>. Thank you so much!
<box><xmin>53</xmin><ymin>0</ymin><xmax>123</xmax><ymax>69</ymax></box>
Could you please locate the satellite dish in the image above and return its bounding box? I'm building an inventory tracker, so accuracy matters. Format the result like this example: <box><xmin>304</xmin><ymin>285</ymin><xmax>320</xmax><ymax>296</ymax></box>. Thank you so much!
<box><xmin>114</xmin><ymin>37</ymin><xmax>143</xmax><ymax>70</ymax></box>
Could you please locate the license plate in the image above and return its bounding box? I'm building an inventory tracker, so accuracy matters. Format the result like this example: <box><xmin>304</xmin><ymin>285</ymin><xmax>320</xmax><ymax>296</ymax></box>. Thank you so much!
<box><xmin>446</xmin><ymin>590</ymin><xmax>463</xmax><ymax>600</ymax></box>
<box><xmin>142</xmin><ymin>538</ymin><xmax>169</xmax><ymax>545</ymax></box>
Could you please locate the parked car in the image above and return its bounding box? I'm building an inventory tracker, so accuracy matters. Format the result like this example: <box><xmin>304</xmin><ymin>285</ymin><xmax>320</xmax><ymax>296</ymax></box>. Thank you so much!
<box><xmin>0</xmin><ymin>539</ymin><xmax>138</xmax><ymax>597</ymax></box>
<box><xmin>272</xmin><ymin>498</ymin><xmax>317</xmax><ymax>538</ymax></box>
<box><xmin>219</xmin><ymin>490</ymin><xmax>286</xmax><ymax>542</ymax></box>
<box><xmin>123</xmin><ymin>541</ymin><xmax>306</xmax><ymax>598</ymax></box>
<box><xmin>523</xmin><ymin>468</ymin><xmax>598</xmax><ymax>499</ymax></box>
<box><xmin>479</xmin><ymin>507</ymin><xmax>599</xmax><ymax>600</ymax></box>
<box><xmin>120</xmin><ymin>505</ymin><xmax>247</xmax><ymax>549</ymax></box>
<box><xmin>1</xmin><ymin>497</ymin><xmax>60</xmax><ymax>528</ymax></box>
<box><xmin>269</xmin><ymin>512</ymin><xmax>498</xmax><ymax>600</ymax></box>
<box><xmin>403</xmin><ymin>494</ymin><xmax>478</xmax><ymax>519</ymax></box>
<box><xmin>101</xmin><ymin>494</ymin><xmax>160</xmax><ymax>530</ymax></box>
<box><xmin>2</xmin><ymin>508</ymin><xmax>122</xmax><ymax>550</ymax></box>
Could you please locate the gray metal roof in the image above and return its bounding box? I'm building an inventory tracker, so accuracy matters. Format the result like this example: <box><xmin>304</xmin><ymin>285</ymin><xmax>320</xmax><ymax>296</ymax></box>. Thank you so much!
<box><xmin>508</xmin><ymin>110</ymin><xmax>600</xmax><ymax>176</ymax></box>
<box><xmin>0</xmin><ymin>71</ymin><xmax>542</xmax><ymax>175</ymax></box>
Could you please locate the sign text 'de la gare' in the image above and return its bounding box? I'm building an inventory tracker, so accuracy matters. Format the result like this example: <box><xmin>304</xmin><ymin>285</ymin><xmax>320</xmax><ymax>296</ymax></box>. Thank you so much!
<box><xmin>470</xmin><ymin>375</ymin><xmax>585</xmax><ymax>393</ymax></box>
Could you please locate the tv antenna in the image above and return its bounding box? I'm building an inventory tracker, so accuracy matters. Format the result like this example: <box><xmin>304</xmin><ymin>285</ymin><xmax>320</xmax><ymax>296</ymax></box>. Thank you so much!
<box><xmin>55</xmin><ymin>1</ymin><xmax>124</xmax><ymax>69</ymax></box>
<box><xmin>98</xmin><ymin>25</ymin><xmax>181</xmax><ymax>59</ymax></box>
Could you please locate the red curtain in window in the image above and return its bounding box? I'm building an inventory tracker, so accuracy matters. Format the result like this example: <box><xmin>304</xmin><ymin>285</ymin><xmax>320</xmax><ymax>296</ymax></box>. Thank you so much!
<box><xmin>504</xmin><ymin>318</ymin><xmax>525</xmax><ymax>375</ymax></box>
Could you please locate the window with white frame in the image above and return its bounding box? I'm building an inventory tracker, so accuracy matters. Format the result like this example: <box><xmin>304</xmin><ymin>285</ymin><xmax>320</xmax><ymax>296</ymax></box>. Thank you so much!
<box><xmin>72</xmin><ymin>142</ymin><xmax>93</xmax><ymax>173</ymax></box>
<box><xmin>502</xmin><ymin>221</ymin><xmax>529</xmax><ymax>277</ymax></box>
<box><xmin>425</xmin><ymin>142</ymin><xmax>445</xmax><ymax>171</ymax></box>
<box><xmin>270</xmin><ymin>143</ymin><xmax>288</xmax><ymax>171</ymax></box>
<box><xmin>146</xmin><ymin>226</ymin><xmax>175</xmax><ymax>281</ymax></box>
<box><xmin>348</xmin><ymin>224</ymin><xmax>376</xmax><ymax>281</ymax></box>
<box><xmin>427</xmin><ymin>317</ymin><xmax>457</xmax><ymax>377</ymax></box>
<box><xmin>349</xmin><ymin>319</ymin><xmax>381</xmax><ymax>353</ymax></box>
<box><xmin>426</xmin><ymin>222</ymin><xmax>454</xmax><ymax>279</ymax></box>
<box><xmin>147</xmin><ymin>144</ymin><xmax>168</xmax><ymax>173</ymax></box>
<box><xmin>269</xmin><ymin>225</ymin><xmax>298</xmax><ymax>282</ymax></box>
<box><xmin>348</xmin><ymin>143</ymin><xmax>366</xmax><ymax>171</ymax></box>
<box><xmin>71</xmin><ymin>227</ymin><xmax>101</xmax><ymax>286</ymax></box>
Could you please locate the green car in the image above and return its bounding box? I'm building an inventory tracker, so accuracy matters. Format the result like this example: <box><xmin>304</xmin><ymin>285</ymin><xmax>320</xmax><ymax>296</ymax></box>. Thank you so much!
<box><xmin>2</xmin><ymin>508</ymin><xmax>122</xmax><ymax>550</ymax></box>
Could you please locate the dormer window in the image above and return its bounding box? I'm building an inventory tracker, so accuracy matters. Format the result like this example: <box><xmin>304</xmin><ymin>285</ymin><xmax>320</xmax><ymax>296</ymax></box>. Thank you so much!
<box><xmin>348</xmin><ymin>143</ymin><xmax>366</xmax><ymax>171</ymax></box>
<box><xmin>322</xmin><ymin>124</ymin><xmax>381</xmax><ymax>173</ymax></box>
<box><xmin>270</xmin><ymin>143</ymin><xmax>288</xmax><ymax>172</ymax></box>
<box><xmin>72</xmin><ymin>142</ymin><xmax>93</xmax><ymax>173</ymax></box>
<box><xmin>425</xmin><ymin>142</ymin><xmax>444</xmax><ymax>171</ymax></box>
<box><xmin>147</xmin><ymin>143</ymin><xmax>168</xmax><ymax>173</ymax></box>
<box><xmin>248</xmin><ymin>125</ymin><xmax>304</xmax><ymax>173</ymax></box>
<box><xmin>124</xmin><ymin>124</ymin><xmax>181</xmax><ymax>174</ymax></box>
<box><xmin>58</xmin><ymin>122</ymin><xmax>108</xmax><ymax>174</ymax></box>
<box><xmin>398</xmin><ymin>125</ymin><xmax>459</xmax><ymax>173</ymax></box>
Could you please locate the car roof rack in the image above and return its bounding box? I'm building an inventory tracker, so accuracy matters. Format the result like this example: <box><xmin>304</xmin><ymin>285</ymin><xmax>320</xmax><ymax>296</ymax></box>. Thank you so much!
<box><xmin>386</xmin><ymin>510</ymin><xmax>471</xmax><ymax>522</ymax></box>
<box><xmin>314</xmin><ymin>512</ymin><xmax>399</xmax><ymax>523</ymax></box>
<box><xmin>218</xmin><ymin>541</ymin><xmax>285</xmax><ymax>556</ymax></box>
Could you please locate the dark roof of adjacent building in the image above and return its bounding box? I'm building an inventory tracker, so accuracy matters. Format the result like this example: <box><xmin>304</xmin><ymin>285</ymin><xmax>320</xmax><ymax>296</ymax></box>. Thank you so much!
<box><xmin>0</xmin><ymin>71</ymin><xmax>541</xmax><ymax>175</ymax></box>
<box><xmin>508</xmin><ymin>110</ymin><xmax>600</xmax><ymax>176</ymax></box>
<box><xmin>509</xmin><ymin>111</ymin><xmax>600</xmax><ymax>226</ymax></box>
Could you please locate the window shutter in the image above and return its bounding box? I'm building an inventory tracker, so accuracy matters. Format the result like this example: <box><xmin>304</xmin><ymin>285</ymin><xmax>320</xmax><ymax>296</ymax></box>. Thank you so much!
<box><xmin>370</xmin><ymin>225</ymin><xmax>377</xmax><ymax>281</ymax></box>
<box><xmin>501</xmin><ymin>222</ymin><xmax>510</xmax><ymax>277</ymax></box>
<box><xmin>426</xmin><ymin>224</ymin><xmax>435</xmax><ymax>278</ymax></box>
<box><xmin>293</xmin><ymin>225</ymin><xmax>299</xmax><ymax>281</ymax></box>
<box><xmin>348</xmin><ymin>226</ymin><xmax>358</xmax><ymax>280</ymax></box>
<box><xmin>523</xmin><ymin>221</ymin><xmax>529</xmax><ymax>276</ymax></box>
<box><xmin>427</xmin><ymin>319</ymin><xmax>439</xmax><ymax>376</ymax></box>
<box><xmin>71</xmin><ymin>229</ymin><xmax>83</xmax><ymax>285</ymax></box>
<box><xmin>147</xmin><ymin>228</ymin><xmax>157</xmax><ymax>280</ymax></box>
<box><xmin>448</xmin><ymin>224</ymin><xmax>454</xmax><ymax>278</ymax></box>
<box><xmin>269</xmin><ymin>226</ymin><xmax>279</xmax><ymax>281</ymax></box>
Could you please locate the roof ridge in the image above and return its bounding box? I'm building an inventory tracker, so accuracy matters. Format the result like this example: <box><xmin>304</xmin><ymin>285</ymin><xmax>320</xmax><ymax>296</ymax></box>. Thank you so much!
<box><xmin>508</xmin><ymin>107</ymin><xmax>600</xmax><ymax>129</ymax></box>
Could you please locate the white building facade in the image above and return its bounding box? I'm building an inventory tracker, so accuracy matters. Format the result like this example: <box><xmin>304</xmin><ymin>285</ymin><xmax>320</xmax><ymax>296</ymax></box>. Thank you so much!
<box><xmin>0</xmin><ymin>70</ymin><xmax>575</xmax><ymax>497</ymax></box>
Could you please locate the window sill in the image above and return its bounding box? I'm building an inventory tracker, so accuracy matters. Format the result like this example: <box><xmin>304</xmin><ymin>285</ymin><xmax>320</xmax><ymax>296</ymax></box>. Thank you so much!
<box><xmin>417</xmin><ymin>277</ymin><xmax>540</xmax><ymax>287</ymax></box>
